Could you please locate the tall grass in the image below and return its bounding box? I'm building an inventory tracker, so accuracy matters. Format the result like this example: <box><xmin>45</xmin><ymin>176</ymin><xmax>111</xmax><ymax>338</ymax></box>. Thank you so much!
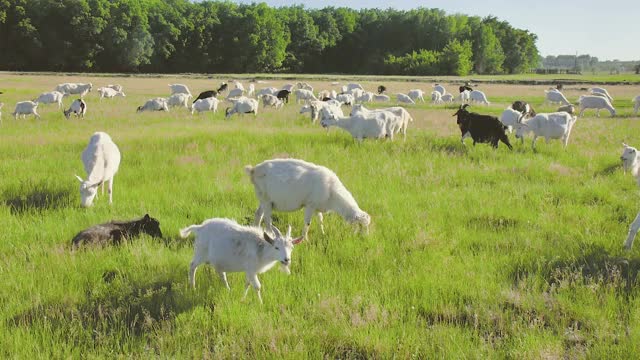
<box><xmin>0</xmin><ymin>74</ymin><xmax>639</xmax><ymax>358</ymax></box>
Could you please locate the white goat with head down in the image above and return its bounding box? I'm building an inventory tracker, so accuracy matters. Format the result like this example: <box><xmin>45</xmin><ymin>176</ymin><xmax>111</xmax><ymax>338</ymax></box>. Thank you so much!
<box><xmin>620</xmin><ymin>143</ymin><xmax>640</xmax><ymax>250</ymax></box>
<box><xmin>180</xmin><ymin>218</ymin><xmax>303</xmax><ymax>304</ymax></box>
<box><xmin>75</xmin><ymin>132</ymin><xmax>121</xmax><ymax>207</ymax></box>
<box><xmin>245</xmin><ymin>158</ymin><xmax>371</xmax><ymax>240</ymax></box>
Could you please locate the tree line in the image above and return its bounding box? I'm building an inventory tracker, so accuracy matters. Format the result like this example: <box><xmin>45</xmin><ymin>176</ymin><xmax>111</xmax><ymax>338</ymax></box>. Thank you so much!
<box><xmin>0</xmin><ymin>0</ymin><xmax>540</xmax><ymax>75</ymax></box>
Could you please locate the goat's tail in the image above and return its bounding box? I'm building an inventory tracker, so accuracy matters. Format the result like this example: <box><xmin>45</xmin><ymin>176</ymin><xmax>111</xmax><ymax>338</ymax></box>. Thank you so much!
<box><xmin>179</xmin><ymin>224</ymin><xmax>201</xmax><ymax>239</ymax></box>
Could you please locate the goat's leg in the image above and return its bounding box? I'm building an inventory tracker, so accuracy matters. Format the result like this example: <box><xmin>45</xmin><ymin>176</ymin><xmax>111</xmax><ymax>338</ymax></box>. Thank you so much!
<box><xmin>262</xmin><ymin>203</ymin><xmax>273</xmax><ymax>231</ymax></box>
<box><xmin>318</xmin><ymin>212</ymin><xmax>325</xmax><ymax>235</ymax></box>
<box><xmin>244</xmin><ymin>273</ymin><xmax>262</xmax><ymax>304</ymax></box>
<box><xmin>254</xmin><ymin>205</ymin><xmax>264</xmax><ymax>227</ymax></box>
<box><xmin>303</xmin><ymin>207</ymin><xmax>314</xmax><ymax>239</ymax></box>
<box><xmin>107</xmin><ymin>178</ymin><xmax>114</xmax><ymax>204</ymax></box>
<box><xmin>189</xmin><ymin>256</ymin><xmax>205</xmax><ymax>288</ymax></box>
<box><xmin>217</xmin><ymin>271</ymin><xmax>230</xmax><ymax>290</ymax></box>
<box><xmin>624</xmin><ymin>211</ymin><xmax>640</xmax><ymax>250</ymax></box>
<box><xmin>531</xmin><ymin>136</ymin><xmax>538</xmax><ymax>149</ymax></box>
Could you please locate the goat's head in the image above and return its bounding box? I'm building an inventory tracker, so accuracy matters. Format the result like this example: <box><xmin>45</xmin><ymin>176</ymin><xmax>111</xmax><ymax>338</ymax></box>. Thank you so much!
<box><xmin>225</xmin><ymin>107</ymin><xmax>232</xmax><ymax>117</ymax></box>
<box><xmin>63</xmin><ymin>109</ymin><xmax>72</xmax><ymax>119</ymax></box>
<box><xmin>140</xmin><ymin>214</ymin><xmax>163</xmax><ymax>238</ymax></box>
<box><xmin>621</xmin><ymin>143</ymin><xmax>639</xmax><ymax>173</ymax></box>
<box><xmin>263</xmin><ymin>225</ymin><xmax>303</xmax><ymax>273</ymax></box>
<box><xmin>452</xmin><ymin>104</ymin><xmax>470</xmax><ymax>118</ymax></box>
<box><xmin>75</xmin><ymin>175</ymin><xmax>100</xmax><ymax>207</ymax></box>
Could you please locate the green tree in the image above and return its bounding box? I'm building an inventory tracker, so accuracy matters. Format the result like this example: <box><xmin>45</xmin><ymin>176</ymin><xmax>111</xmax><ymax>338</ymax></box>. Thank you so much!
<box><xmin>473</xmin><ymin>23</ymin><xmax>505</xmax><ymax>74</ymax></box>
<box><xmin>439</xmin><ymin>39</ymin><xmax>472</xmax><ymax>75</ymax></box>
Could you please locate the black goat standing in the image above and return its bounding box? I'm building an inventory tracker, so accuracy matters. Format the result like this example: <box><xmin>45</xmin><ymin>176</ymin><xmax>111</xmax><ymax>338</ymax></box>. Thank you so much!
<box><xmin>377</xmin><ymin>85</ymin><xmax>387</xmax><ymax>94</ymax></box>
<box><xmin>71</xmin><ymin>214</ymin><xmax>163</xmax><ymax>249</ymax></box>
<box><xmin>193</xmin><ymin>90</ymin><xmax>218</xmax><ymax>104</ymax></box>
<box><xmin>453</xmin><ymin>104</ymin><xmax>512</xmax><ymax>150</ymax></box>
<box><xmin>277</xmin><ymin>89</ymin><xmax>290</xmax><ymax>104</ymax></box>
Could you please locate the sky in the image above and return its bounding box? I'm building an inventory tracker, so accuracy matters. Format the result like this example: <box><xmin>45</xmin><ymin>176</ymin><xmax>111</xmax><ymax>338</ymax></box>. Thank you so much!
<box><xmin>233</xmin><ymin>0</ymin><xmax>639</xmax><ymax>61</ymax></box>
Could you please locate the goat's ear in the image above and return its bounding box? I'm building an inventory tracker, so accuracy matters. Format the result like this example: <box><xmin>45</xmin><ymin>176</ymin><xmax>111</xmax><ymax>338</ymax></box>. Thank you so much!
<box><xmin>144</xmin><ymin>214</ymin><xmax>150</xmax><ymax>220</ymax></box>
<box><xmin>292</xmin><ymin>236</ymin><xmax>304</xmax><ymax>245</ymax></box>
<box><xmin>75</xmin><ymin>175</ymin><xmax>84</xmax><ymax>183</ymax></box>
<box><xmin>623</xmin><ymin>142</ymin><xmax>629</xmax><ymax>147</ymax></box>
<box><xmin>263</xmin><ymin>232</ymin><xmax>274</xmax><ymax>245</ymax></box>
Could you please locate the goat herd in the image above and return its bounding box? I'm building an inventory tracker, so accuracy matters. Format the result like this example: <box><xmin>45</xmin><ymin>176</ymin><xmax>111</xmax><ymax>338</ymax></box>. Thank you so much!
<box><xmin>3</xmin><ymin>78</ymin><xmax>640</xmax><ymax>303</ymax></box>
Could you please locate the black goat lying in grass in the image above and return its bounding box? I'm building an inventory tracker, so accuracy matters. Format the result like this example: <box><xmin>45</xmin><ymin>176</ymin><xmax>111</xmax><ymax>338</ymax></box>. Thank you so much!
<box><xmin>71</xmin><ymin>214</ymin><xmax>162</xmax><ymax>249</ymax></box>
<box><xmin>453</xmin><ymin>104</ymin><xmax>512</xmax><ymax>150</ymax></box>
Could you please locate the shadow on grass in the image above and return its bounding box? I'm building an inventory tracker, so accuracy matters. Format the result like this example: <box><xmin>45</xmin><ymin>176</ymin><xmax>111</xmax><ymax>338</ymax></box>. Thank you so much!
<box><xmin>3</xmin><ymin>185</ymin><xmax>73</xmax><ymax>215</ymax></box>
<box><xmin>510</xmin><ymin>244</ymin><xmax>640</xmax><ymax>295</ymax></box>
<box><xmin>594</xmin><ymin>162</ymin><xmax>621</xmax><ymax>178</ymax></box>
<box><xmin>9</xmin><ymin>276</ymin><xmax>197</xmax><ymax>340</ymax></box>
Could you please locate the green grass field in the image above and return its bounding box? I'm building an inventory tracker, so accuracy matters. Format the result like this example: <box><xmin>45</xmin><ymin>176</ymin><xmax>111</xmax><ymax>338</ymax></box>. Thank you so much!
<box><xmin>1</xmin><ymin>74</ymin><xmax>640</xmax><ymax>358</ymax></box>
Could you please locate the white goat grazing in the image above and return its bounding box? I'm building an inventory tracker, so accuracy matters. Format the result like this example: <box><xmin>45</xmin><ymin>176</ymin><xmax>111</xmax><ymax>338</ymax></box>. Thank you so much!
<box><xmin>431</xmin><ymin>91</ymin><xmax>443</xmax><ymax>104</ymax></box>
<box><xmin>75</xmin><ymin>132</ymin><xmax>121</xmax><ymax>207</ymax></box>
<box><xmin>245</xmin><ymin>158</ymin><xmax>371</xmax><ymax>239</ymax></box>
<box><xmin>181</xmin><ymin>219</ymin><xmax>303</xmax><ymax>303</ymax></box>
<box><xmin>35</xmin><ymin>91</ymin><xmax>65</xmax><ymax>109</ymax></box>
<box><xmin>97</xmin><ymin>87</ymin><xmax>125</xmax><ymax>100</ymax></box>
<box><xmin>433</xmin><ymin>84</ymin><xmax>446</xmax><ymax>95</ymax></box>
<box><xmin>458</xmin><ymin>90</ymin><xmax>470</xmax><ymax>103</ymax></box>
<box><xmin>345</xmin><ymin>83</ymin><xmax>364</xmax><ymax>92</ymax></box>
<box><xmin>408</xmin><ymin>89</ymin><xmax>426</xmax><ymax>102</ymax></box>
<box><xmin>396</xmin><ymin>93</ymin><xmax>415</xmax><ymax>104</ymax></box>
<box><xmin>469</xmin><ymin>90</ymin><xmax>490</xmax><ymax>105</ymax></box>
<box><xmin>294</xmin><ymin>89</ymin><xmax>318</xmax><ymax>104</ymax></box>
<box><xmin>589</xmin><ymin>87</ymin><xmax>613</xmax><ymax>102</ymax></box>
<box><xmin>55</xmin><ymin>83</ymin><xmax>92</xmax><ymax>97</ymax></box>
<box><xmin>296</xmin><ymin>82</ymin><xmax>313</xmax><ymax>92</ymax></box>
<box><xmin>514</xmin><ymin>112</ymin><xmax>577</xmax><ymax>149</ymax></box>
<box><xmin>620</xmin><ymin>143</ymin><xmax>640</xmax><ymax>249</ymax></box>
<box><xmin>64</xmin><ymin>99</ymin><xmax>87</xmax><ymax>119</ymax></box>
<box><xmin>13</xmin><ymin>101</ymin><xmax>40</xmax><ymax>119</ymax></box>
<box><xmin>137</xmin><ymin>98</ymin><xmax>169</xmax><ymax>112</ymax></box>
<box><xmin>544</xmin><ymin>89</ymin><xmax>571</xmax><ymax>106</ymax></box>
<box><xmin>441</xmin><ymin>93</ymin><xmax>454</xmax><ymax>103</ymax></box>
<box><xmin>169</xmin><ymin>84</ymin><xmax>191</xmax><ymax>96</ymax></box>
<box><xmin>350</xmin><ymin>104</ymin><xmax>413</xmax><ymax>140</ymax></box>
<box><xmin>167</xmin><ymin>93</ymin><xmax>192</xmax><ymax>108</ymax></box>
<box><xmin>191</xmin><ymin>97</ymin><xmax>219</xmax><ymax>114</ymax></box>
<box><xmin>336</xmin><ymin>93</ymin><xmax>354</xmax><ymax>106</ymax></box>
<box><xmin>307</xmin><ymin>101</ymin><xmax>344</xmax><ymax>124</ymax></box>
<box><xmin>373</xmin><ymin>94</ymin><xmax>390</xmax><ymax>102</ymax></box>
<box><xmin>578</xmin><ymin>95</ymin><xmax>616</xmax><ymax>117</ymax></box>
<box><xmin>356</xmin><ymin>92</ymin><xmax>374</xmax><ymax>104</ymax></box>
<box><xmin>261</xmin><ymin>94</ymin><xmax>284</xmax><ymax>109</ymax></box>
<box><xmin>256</xmin><ymin>87</ymin><xmax>279</xmax><ymax>97</ymax></box>
<box><xmin>106</xmin><ymin>84</ymin><xmax>123</xmax><ymax>92</ymax></box>
<box><xmin>226</xmin><ymin>88</ymin><xmax>244</xmax><ymax>99</ymax></box>
<box><xmin>320</xmin><ymin>107</ymin><xmax>392</xmax><ymax>141</ymax></box>
<box><xmin>499</xmin><ymin>108</ymin><xmax>525</xmax><ymax>133</ymax></box>
<box><xmin>225</xmin><ymin>97</ymin><xmax>259</xmax><ymax>118</ymax></box>
<box><xmin>633</xmin><ymin>96</ymin><xmax>640</xmax><ymax>116</ymax></box>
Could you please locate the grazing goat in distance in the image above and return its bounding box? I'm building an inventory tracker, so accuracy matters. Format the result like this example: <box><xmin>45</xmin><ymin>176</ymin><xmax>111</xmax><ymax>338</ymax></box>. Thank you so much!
<box><xmin>13</xmin><ymin>101</ymin><xmax>40</xmax><ymax>119</ymax></box>
<box><xmin>514</xmin><ymin>111</ymin><xmax>577</xmax><ymax>149</ymax></box>
<box><xmin>181</xmin><ymin>219</ymin><xmax>303</xmax><ymax>304</ymax></box>
<box><xmin>193</xmin><ymin>90</ymin><xmax>218</xmax><ymax>104</ymax></box>
<box><xmin>71</xmin><ymin>214</ymin><xmax>162</xmax><ymax>249</ymax></box>
<box><xmin>64</xmin><ymin>99</ymin><xmax>87</xmax><ymax>119</ymax></box>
